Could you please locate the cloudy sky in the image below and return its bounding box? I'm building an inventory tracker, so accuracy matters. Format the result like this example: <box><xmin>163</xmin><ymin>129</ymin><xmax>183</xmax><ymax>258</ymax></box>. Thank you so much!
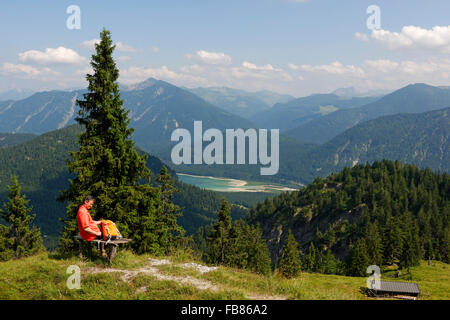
<box><xmin>1</xmin><ymin>0</ymin><xmax>450</xmax><ymax>96</ymax></box>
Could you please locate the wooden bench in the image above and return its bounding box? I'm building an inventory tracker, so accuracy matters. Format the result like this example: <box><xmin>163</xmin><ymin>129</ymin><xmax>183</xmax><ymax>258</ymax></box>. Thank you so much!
<box><xmin>74</xmin><ymin>234</ymin><xmax>132</xmax><ymax>262</ymax></box>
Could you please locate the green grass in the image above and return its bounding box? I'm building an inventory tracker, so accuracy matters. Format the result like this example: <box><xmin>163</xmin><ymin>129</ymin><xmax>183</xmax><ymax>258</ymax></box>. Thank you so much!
<box><xmin>0</xmin><ymin>250</ymin><xmax>448</xmax><ymax>300</ymax></box>
<box><xmin>383</xmin><ymin>261</ymin><xmax>450</xmax><ymax>300</ymax></box>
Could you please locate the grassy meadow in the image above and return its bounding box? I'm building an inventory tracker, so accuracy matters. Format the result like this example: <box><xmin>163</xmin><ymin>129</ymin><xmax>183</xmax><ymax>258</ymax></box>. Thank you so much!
<box><xmin>0</xmin><ymin>249</ymin><xmax>448</xmax><ymax>300</ymax></box>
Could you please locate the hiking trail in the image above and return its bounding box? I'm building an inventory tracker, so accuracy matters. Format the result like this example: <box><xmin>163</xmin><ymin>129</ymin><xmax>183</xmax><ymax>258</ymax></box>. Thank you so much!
<box><xmin>84</xmin><ymin>258</ymin><xmax>286</xmax><ymax>300</ymax></box>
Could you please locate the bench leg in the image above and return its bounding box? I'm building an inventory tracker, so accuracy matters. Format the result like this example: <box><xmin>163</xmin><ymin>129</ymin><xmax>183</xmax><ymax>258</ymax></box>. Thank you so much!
<box><xmin>78</xmin><ymin>240</ymin><xmax>84</xmax><ymax>259</ymax></box>
<box><xmin>107</xmin><ymin>244</ymin><xmax>117</xmax><ymax>262</ymax></box>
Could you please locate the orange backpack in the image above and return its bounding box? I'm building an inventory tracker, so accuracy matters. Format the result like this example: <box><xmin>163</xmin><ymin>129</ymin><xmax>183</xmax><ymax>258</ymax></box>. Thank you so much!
<box><xmin>101</xmin><ymin>220</ymin><xmax>122</xmax><ymax>241</ymax></box>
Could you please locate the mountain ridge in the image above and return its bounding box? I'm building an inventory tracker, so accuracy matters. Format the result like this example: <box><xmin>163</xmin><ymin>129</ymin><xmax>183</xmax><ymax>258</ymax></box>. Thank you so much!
<box><xmin>286</xmin><ymin>83</ymin><xmax>450</xmax><ymax>144</ymax></box>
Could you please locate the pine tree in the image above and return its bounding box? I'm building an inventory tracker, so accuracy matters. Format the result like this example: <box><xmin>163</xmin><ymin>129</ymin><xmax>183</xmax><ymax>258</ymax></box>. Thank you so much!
<box><xmin>442</xmin><ymin>227</ymin><xmax>450</xmax><ymax>264</ymax></box>
<box><xmin>155</xmin><ymin>166</ymin><xmax>185</xmax><ymax>253</ymax></box>
<box><xmin>0</xmin><ymin>176</ymin><xmax>43</xmax><ymax>260</ymax></box>
<box><xmin>207</xmin><ymin>199</ymin><xmax>233</xmax><ymax>265</ymax></box>
<box><xmin>365</xmin><ymin>222</ymin><xmax>383</xmax><ymax>267</ymax></box>
<box><xmin>324</xmin><ymin>223</ymin><xmax>336</xmax><ymax>249</ymax></box>
<box><xmin>246</xmin><ymin>224</ymin><xmax>272</xmax><ymax>276</ymax></box>
<box><xmin>322</xmin><ymin>250</ymin><xmax>337</xmax><ymax>274</ymax></box>
<box><xmin>58</xmin><ymin>29</ymin><xmax>181</xmax><ymax>254</ymax></box>
<box><xmin>382</xmin><ymin>213</ymin><xmax>404</xmax><ymax>265</ymax></box>
<box><xmin>229</xmin><ymin>220</ymin><xmax>272</xmax><ymax>275</ymax></box>
<box><xmin>278</xmin><ymin>229</ymin><xmax>301</xmax><ymax>278</ymax></box>
<box><xmin>398</xmin><ymin>212</ymin><xmax>421</xmax><ymax>269</ymax></box>
<box><xmin>0</xmin><ymin>225</ymin><xmax>13</xmax><ymax>261</ymax></box>
<box><xmin>306</xmin><ymin>242</ymin><xmax>317</xmax><ymax>272</ymax></box>
<box><xmin>347</xmin><ymin>238</ymin><xmax>370</xmax><ymax>276</ymax></box>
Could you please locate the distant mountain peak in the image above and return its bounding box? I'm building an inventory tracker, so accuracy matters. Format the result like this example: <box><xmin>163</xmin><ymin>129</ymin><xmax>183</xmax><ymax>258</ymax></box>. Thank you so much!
<box><xmin>123</xmin><ymin>77</ymin><xmax>161</xmax><ymax>91</ymax></box>
<box><xmin>332</xmin><ymin>87</ymin><xmax>390</xmax><ymax>98</ymax></box>
<box><xmin>0</xmin><ymin>88</ymin><xmax>35</xmax><ymax>101</ymax></box>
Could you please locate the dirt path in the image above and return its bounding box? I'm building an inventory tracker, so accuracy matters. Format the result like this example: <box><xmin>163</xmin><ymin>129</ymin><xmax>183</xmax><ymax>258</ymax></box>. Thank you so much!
<box><xmin>84</xmin><ymin>258</ymin><xmax>286</xmax><ymax>300</ymax></box>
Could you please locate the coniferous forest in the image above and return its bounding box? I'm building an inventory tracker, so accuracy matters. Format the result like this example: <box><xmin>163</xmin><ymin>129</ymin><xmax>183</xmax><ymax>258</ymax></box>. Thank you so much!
<box><xmin>247</xmin><ymin>160</ymin><xmax>449</xmax><ymax>275</ymax></box>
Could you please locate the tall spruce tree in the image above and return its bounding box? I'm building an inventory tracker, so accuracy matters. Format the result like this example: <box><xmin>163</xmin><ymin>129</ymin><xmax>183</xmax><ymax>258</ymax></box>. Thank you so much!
<box><xmin>155</xmin><ymin>166</ymin><xmax>185</xmax><ymax>253</ymax></box>
<box><xmin>347</xmin><ymin>238</ymin><xmax>370</xmax><ymax>277</ymax></box>
<box><xmin>207</xmin><ymin>199</ymin><xmax>234</xmax><ymax>265</ymax></box>
<box><xmin>58</xmin><ymin>29</ymin><xmax>181</xmax><ymax>254</ymax></box>
<box><xmin>382</xmin><ymin>213</ymin><xmax>404</xmax><ymax>265</ymax></box>
<box><xmin>0</xmin><ymin>225</ymin><xmax>13</xmax><ymax>261</ymax></box>
<box><xmin>322</xmin><ymin>250</ymin><xmax>337</xmax><ymax>274</ymax></box>
<box><xmin>278</xmin><ymin>229</ymin><xmax>302</xmax><ymax>278</ymax></box>
<box><xmin>0</xmin><ymin>176</ymin><xmax>43</xmax><ymax>260</ymax></box>
<box><xmin>365</xmin><ymin>222</ymin><xmax>383</xmax><ymax>267</ymax></box>
<box><xmin>305</xmin><ymin>242</ymin><xmax>317</xmax><ymax>272</ymax></box>
<box><xmin>399</xmin><ymin>221</ymin><xmax>421</xmax><ymax>269</ymax></box>
<box><xmin>230</xmin><ymin>220</ymin><xmax>272</xmax><ymax>275</ymax></box>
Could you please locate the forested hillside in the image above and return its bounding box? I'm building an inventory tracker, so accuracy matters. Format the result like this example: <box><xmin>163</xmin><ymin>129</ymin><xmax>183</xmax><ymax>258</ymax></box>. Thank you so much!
<box><xmin>308</xmin><ymin>107</ymin><xmax>450</xmax><ymax>174</ymax></box>
<box><xmin>0</xmin><ymin>125</ymin><xmax>247</xmax><ymax>246</ymax></box>
<box><xmin>0</xmin><ymin>133</ymin><xmax>35</xmax><ymax>148</ymax></box>
<box><xmin>247</xmin><ymin>160</ymin><xmax>449</xmax><ymax>275</ymax></box>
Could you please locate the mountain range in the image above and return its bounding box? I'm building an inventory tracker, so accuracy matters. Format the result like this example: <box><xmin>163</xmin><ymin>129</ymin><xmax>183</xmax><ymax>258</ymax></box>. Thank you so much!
<box><xmin>331</xmin><ymin>87</ymin><xmax>390</xmax><ymax>98</ymax></box>
<box><xmin>252</xmin><ymin>94</ymin><xmax>380</xmax><ymax>131</ymax></box>
<box><xmin>0</xmin><ymin>80</ymin><xmax>449</xmax><ymax>186</ymax></box>
<box><xmin>308</xmin><ymin>107</ymin><xmax>450</xmax><ymax>174</ymax></box>
<box><xmin>186</xmin><ymin>86</ymin><xmax>294</xmax><ymax>119</ymax></box>
<box><xmin>286</xmin><ymin>83</ymin><xmax>450</xmax><ymax>144</ymax></box>
<box><xmin>0</xmin><ymin>79</ymin><xmax>254</xmax><ymax>154</ymax></box>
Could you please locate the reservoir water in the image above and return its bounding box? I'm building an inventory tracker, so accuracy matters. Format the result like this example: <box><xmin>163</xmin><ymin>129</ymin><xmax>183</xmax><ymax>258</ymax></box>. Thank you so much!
<box><xmin>177</xmin><ymin>173</ymin><xmax>298</xmax><ymax>193</ymax></box>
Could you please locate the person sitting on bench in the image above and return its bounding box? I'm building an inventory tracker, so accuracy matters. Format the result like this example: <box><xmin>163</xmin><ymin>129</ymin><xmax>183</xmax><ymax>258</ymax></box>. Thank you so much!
<box><xmin>77</xmin><ymin>195</ymin><xmax>106</xmax><ymax>258</ymax></box>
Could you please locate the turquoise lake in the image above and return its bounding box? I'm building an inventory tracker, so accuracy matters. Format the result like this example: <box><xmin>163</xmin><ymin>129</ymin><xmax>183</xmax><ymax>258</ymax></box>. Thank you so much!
<box><xmin>177</xmin><ymin>173</ymin><xmax>298</xmax><ymax>193</ymax></box>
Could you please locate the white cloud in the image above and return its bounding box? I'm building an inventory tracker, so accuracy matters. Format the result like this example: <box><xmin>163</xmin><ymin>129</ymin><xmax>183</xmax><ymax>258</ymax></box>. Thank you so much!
<box><xmin>299</xmin><ymin>61</ymin><xmax>365</xmax><ymax>77</ymax></box>
<box><xmin>116</xmin><ymin>42</ymin><xmax>137</xmax><ymax>53</ymax></box>
<box><xmin>80</xmin><ymin>39</ymin><xmax>100</xmax><ymax>49</ymax></box>
<box><xmin>364</xmin><ymin>59</ymin><xmax>444</xmax><ymax>75</ymax></box>
<box><xmin>180</xmin><ymin>64</ymin><xmax>205</xmax><ymax>73</ymax></box>
<box><xmin>18</xmin><ymin>47</ymin><xmax>86</xmax><ymax>65</ymax></box>
<box><xmin>360</xmin><ymin>25</ymin><xmax>450</xmax><ymax>53</ymax></box>
<box><xmin>289</xmin><ymin>58</ymin><xmax>450</xmax><ymax>94</ymax></box>
<box><xmin>1</xmin><ymin>63</ymin><xmax>58</xmax><ymax>78</ymax></box>
<box><xmin>186</xmin><ymin>50</ymin><xmax>232</xmax><ymax>65</ymax></box>
<box><xmin>75</xmin><ymin>66</ymin><xmax>94</xmax><ymax>76</ymax></box>
<box><xmin>120</xmin><ymin>65</ymin><xmax>206</xmax><ymax>86</ymax></box>
<box><xmin>230</xmin><ymin>62</ymin><xmax>292</xmax><ymax>82</ymax></box>
<box><xmin>354</xmin><ymin>32</ymin><xmax>369</xmax><ymax>42</ymax></box>
<box><xmin>117</xmin><ymin>56</ymin><xmax>132</xmax><ymax>62</ymax></box>
<box><xmin>81</xmin><ymin>39</ymin><xmax>138</xmax><ymax>52</ymax></box>
<box><xmin>242</xmin><ymin>61</ymin><xmax>281</xmax><ymax>71</ymax></box>
<box><xmin>364</xmin><ymin>59</ymin><xmax>399</xmax><ymax>73</ymax></box>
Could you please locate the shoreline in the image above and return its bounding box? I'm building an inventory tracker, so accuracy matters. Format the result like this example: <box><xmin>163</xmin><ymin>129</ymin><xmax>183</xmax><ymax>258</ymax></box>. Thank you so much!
<box><xmin>177</xmin><ymin>172</ymin><xmax>298</xmax><ymax>193</ymax></box>
<box><xmin>177</xmin><ymin>173</ymin><xmax>247</xmax><ymax>187</ymax></box>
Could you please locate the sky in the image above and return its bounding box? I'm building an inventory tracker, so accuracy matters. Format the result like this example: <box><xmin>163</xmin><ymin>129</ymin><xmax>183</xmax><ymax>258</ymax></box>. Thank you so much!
<box><xmin>1</xmin><ymin>0</ymin><xmax>450</xmax><ymax>97</ymax></box>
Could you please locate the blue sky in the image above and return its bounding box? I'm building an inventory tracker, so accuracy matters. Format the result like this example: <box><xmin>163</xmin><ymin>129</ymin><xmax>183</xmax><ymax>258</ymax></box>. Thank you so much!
<box><xmin>1</xmin><ymin>0</ymin><xmax>450</xmax><ymax>96</ymax></box>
